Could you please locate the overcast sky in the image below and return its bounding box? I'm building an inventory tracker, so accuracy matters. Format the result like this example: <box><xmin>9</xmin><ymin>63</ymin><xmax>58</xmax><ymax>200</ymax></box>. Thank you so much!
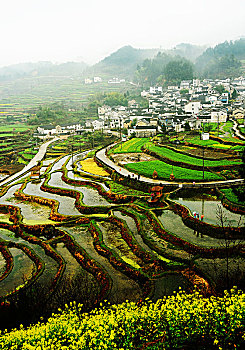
<box><xmin>1</xmin><ymin>0</ymin><xmax>245</xmax><ymax>67</ymax></box>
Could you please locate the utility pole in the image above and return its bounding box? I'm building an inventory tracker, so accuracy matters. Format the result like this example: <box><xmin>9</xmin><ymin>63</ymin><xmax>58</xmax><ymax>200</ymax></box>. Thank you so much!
<box><xmin>91</xmin><ymin>126</ymin><xmax>94</xmax><ymax>149</ymax></box>
<box><xmin>217</xmin><ymin>113</ymin><xmax>220</xmax><ymax>136</ymax></box>
<box><xmin>202</xmin><ymin>147</ymin><xmax>205</xmax><ymax>180</ymax></box>
<box><xmin>120</xmin><ymin>117</ymin><xmax>122</xmax><ymax>150</ymax></box>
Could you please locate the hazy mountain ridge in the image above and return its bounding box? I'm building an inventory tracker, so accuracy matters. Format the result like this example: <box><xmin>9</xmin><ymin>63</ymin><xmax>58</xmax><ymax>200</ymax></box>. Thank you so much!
<box><xmin>86</xmin><ymin>45</ymin><xmax>163</xmax><ymax>78</ymax></box>
<box><xmin>196</xmin><ymin>38</ymin><xmax>245</xmax><ymax>72</ymax></box>
<box><xmin>167</xmin><ymin>43</ymin><xmax>207</xmax><ymax>61</ymax></box>
<box><xmin>88</xmin><ymin>44</ymin><xmax>206</xmax><ymax>78</ymax></box>
<box><xmin>0</xmin><ymin>61</ymin><xmax>88</xmax><ymax>80</ymax></box>
<box><xmin>0</xmin><ymin>38</ymin><xmax>244</xmax><ymax>82</ymax></box>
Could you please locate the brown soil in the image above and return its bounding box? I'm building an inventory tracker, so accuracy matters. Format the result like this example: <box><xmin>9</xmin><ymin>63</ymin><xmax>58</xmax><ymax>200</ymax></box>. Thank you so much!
<box><xmin>111</xmin><ymin>153</ymin><xmax>157</xmax><ymax>165</ymax></box>
<box><xmin>171</xmin><ymin>145</ymin><xmax>236</xmax><ymax>159</ymax></box>
<box><xmin>0</xmin><ymin>163</ymin><xmax>24</xmax><ymax>175</ymax></box>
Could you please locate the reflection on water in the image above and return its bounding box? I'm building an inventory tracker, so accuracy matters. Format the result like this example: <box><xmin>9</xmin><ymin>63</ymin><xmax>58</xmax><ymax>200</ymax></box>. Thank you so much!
<box><xmin>0</xmin><ymin>174</ymin><xmax>8</xmax><ymax>181</ymax></box>
<box><xmin>156</xmin><ymin>210</ymin><xmax>242</xmax><ymax>247</ymax></box>
<box><xmin>174</xmin><ymin>195</ymin><xmax>244</xmax><ymax>227</ymax></box>
<box><xmin>0</xmin><ymin>248</ymin><xmax>34</xmax><ymax>297</ymax></box>
<box><xmin>51</xmin><ymin>155</ymin><xmax>70</xmax><ymax>172</ymax></box>
<box><xmin>48</xmin><ymin>172</ymin><xmax>110</xmax><ymax>207</ymax></box>
<box><xmin>24</xmin><ymin>181</ymin><xmax>81</xmax><ymax>216</ymax></box>
<box><xmin>153</xmin><ymin>274</ymin><xmax>188</xmax><ymax>301</ymax></box>
<box><xmin>0</xmin><ymin>183</ymin><xmax>53</xmax><ymax>223</ymax></box>
<box><xmin>67</xmin><ymin>171</ymin><xmax>110</xmax><ymax>191</ymax></box>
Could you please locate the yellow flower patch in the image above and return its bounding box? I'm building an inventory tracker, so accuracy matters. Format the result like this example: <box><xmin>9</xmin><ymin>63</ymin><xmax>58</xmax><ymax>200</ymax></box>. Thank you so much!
<box><xmin>79</xmin><ymin>158</ymin><xmax>109</xmax><ymax>176</ymax></box>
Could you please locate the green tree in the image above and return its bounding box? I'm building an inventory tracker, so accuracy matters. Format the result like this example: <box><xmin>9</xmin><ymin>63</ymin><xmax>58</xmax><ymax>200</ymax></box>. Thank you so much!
<box><xmin>103</xmin><ymin>92</ymin><xmax>128</xmax><ymax>107</ymax></box>
<box><xmin>131</xmin><ymin>118</ymin><xmax>137</xmax><ymax>127</ymax></box>
<box><xmin>215</xmin><ymin>85</ymin><xmax>226</xmax><ymax>94</ymax></box>
<box><xmin>180</xmin><ymin>89</ymin><xmax>189</xmax><ymax>95</ymax></box>
<box><xmin>164</xmin><ymin>58</ymin><xmax>194</xmax><ymax>84</ymax></box>
<box><xmin>184</xmin><ymin>121</ymin><xmax>191</xmax><ymax>131</ymax></box>
<box><xmin>231</xmin><ymin>89</ymin><xmax>238</xmax><ymax>100</ymax></box>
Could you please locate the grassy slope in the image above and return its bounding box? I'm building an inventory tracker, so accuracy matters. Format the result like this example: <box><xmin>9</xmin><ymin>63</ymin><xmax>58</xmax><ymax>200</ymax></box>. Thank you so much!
<box><xmin>184</xmin><ymin>135</ymin><xmax>244</xmax><ymax>151</ymax></box>
<box><xmin>148</xmin><ymin>144</ymin><xmax>242</xmax><ymax>167</ymax></box>
<box><xmin>110</xmin><ymin>138</ymin><xmax>149</xmax><ymax>153</ymax></box>
<box><xmin>125</xmin><ymin>160</ymin><xmax>222</xmax><ymax>181</ymax></box>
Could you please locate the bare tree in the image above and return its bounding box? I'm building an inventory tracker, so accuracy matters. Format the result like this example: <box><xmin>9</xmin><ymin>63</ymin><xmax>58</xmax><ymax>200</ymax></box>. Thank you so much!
<box><xmin>216</xmin><ymin>205</ymin><xmax>244</xmax><ymax>291</ymax></box>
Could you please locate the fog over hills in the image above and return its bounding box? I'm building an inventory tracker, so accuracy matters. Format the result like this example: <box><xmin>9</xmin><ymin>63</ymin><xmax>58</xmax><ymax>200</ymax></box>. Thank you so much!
<box><xmin>0</xmin><ymin>61</ymin><xmax>88</xmax><ymax>80</ymax></box>
<box><xmin>0</xmin><ymin>38</ymin><xmax>244</xmax><ymax>81</ymax></box>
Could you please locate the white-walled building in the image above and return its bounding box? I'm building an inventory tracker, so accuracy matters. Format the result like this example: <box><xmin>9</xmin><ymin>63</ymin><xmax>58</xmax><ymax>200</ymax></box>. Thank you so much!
<box><xmin>94</xmin><ymin>76</ymin><xmax>102</xmax><ymax>83</ymax></box>
<box><xmin>149</xmin><ymin>86</ymin><xmax>162</xmax><ymax>94</ymax></box>
<box><xmin>210</xmin><ymin>109</ymin><xmax>227</xmax><ymax>123</ymax></box>
<box><xmin>92</xmin><ymin>119</ymin><xmax>104</xmax><ymax>130</ymax></box>
<box><xmin>184</xmin><ymin>101</ymin><xmax>201</xmax><ymax>115</ymax></box>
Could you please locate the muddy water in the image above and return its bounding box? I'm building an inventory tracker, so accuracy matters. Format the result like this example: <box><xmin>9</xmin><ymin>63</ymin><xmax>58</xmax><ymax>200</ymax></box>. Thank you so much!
<box><xmin>51</xmin><ymin>155</ymin><xmax>70</xmax><ymax>172</ymax></box>
<box><xmin>42</xmin><ymin>159</ymin><xmax>55</xmax><ymax>167</ymax></box>
<box><xmin>98</xmin><ymin>221</ymin><xmax>142</xmax><ymax>269</ymax></box>
<box><xmin>60</xmin><ymin>226</ymin><xmax>142</xmax><ymax>303</ymax></box>
<box><xmin>153</xmin><ymin>273</ymin><xmax>188</xmax><ymax>300</ymax></box>
<box><xmin>0</xmin><ymin>252</ymin><xmax>5</xmax><ymax>277</ymax></box>
<box><xmin>67</xmin><ymin>171</ymin><xmax>110</xmax><ymax>192</ymax></box>
<box><xmin>0</xmin><ymin>247</ymin><xmax>34</xmax><ymax>297</ymax></box>
<box><xmin>0</xmin><ymin>184</ymin><xmax>22</xmax><ymax>202</ymax></box>
<box><xmin>55</xmin><ymin>242</ymin><xmax>99</xmax><ymax>302</ymax></box>
<box><xmin>0</xmin><ymin>183</ymin><xmax>54</xmax><ymax>224</ymax></box>
<box><xmin>0</xmin><ymin>174</ymin><xmax>8</xmax><ymax>181</ymax></box>
<box><xmin>24</xmin><ymin>181</ymin><xmax>81</xmax><ymax>216</ymax></box>
<box><xmin>113</xmin><ymin>210</ymin><xmax>159</xmax><ymax>257</ymax></box>
<box><xmin>0</xmin><ymin>228</ymin><xmax>59</xmax><ymax>290</ymax></box>
<box><xmin>156</xmin><ymin>210</ymin><xmax>242</xmax><ymax>247</ymax></box>
<box><xmin>56</xmin><ymin>243</ymin><xmax>81</xmax><ymax>277</ymax></box>
<box><xmin>0</xmin><ymin>212</ymin><xmax>11</xmax><ymax>223</ymax></box>
<box><xmin>48</xmin><ymin>172</ymin><xmax>111</xmax><ymax>207</ymax></box>
<box><xmin>66</xmin><ymin>152</ymin><xmax>89</xmax><ymax>171</ymax></box>
<box><xmin>174</xmin><ymin>196</ymin><xmax>244</xmax><ymax>227</ymax></box>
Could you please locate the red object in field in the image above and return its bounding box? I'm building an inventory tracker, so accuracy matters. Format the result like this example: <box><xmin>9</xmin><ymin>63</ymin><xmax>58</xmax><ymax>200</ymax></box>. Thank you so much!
<box><xmin>148</xmin><ymin>186</ymin><xmax>163</xmax><ymax>203</ymax></box>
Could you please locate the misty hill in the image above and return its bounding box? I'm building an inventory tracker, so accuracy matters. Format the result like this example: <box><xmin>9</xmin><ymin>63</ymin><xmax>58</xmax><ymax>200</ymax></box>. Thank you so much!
<box><xmin>195</xmin><ymin>38</ymin><xmax>245</xmax><ymax>77</ymax></box>
<box><xmin>167</xmin><ymin>43</ymin><xmax>207</xmax><ymax>62</ymax></box>
<box><xmin>87</xmin><ymin>44</ymin><xmax>206</xmax><ymax>79</ymax></box>
<box><xmin>87</xmin><ymin>45</ymin><xmax>162</xmax><ymax>78</ymax></box>
<box><xmin>0</xmin><ymin>61</ymin><xmax>88</xmax><ymax>80</ymax></box>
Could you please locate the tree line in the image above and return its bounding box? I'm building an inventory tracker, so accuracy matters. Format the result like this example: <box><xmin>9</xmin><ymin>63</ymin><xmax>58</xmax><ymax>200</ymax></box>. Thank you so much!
<box><xmin>134</xmin><ymin>38</ymin><xmax>245</xmax><ymax>86</ymax></box>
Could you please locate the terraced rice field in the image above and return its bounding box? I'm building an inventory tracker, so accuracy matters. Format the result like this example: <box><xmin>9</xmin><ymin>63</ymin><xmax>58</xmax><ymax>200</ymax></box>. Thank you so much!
<box><xmin>109</xmin><ymin>137</ymin><xmax>243</xmax><ymax>181</ymax></box>
<box><xmin>147</xmin><ymin>143</ymin><xmax>242</xmax><ymax>167</ymax></box>
<box><xmin>0</xmin><ymin>148</ymin><xmax>244</xmax><ymax>329</ymax></box>
<box><xmin>125</xmin><ymin>160</ymin><xmax>223</xmax><ymax>181</ymax></box>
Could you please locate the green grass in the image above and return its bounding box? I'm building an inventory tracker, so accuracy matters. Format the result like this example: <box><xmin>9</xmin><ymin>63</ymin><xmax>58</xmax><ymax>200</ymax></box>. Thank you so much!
<box><xmin>222</xmin><ymin>121</ymin><xmax>233</xmax><ymax>133</ymax></box>
<box><xmin>110</xmin><ymin>138</ymin><xmax>149</xmax><ymax>154</ymax></box>
<box><xmin>107</xmin><ymin>180</ymin><xmax>147</xmax><ymax>196</ymax></box>
<box><xmin>184</xmin><ymin>135</ymin><xmax>245</xmax><ymax>150</ymax></box>
<box><xmin>0</xmin><ymin>124</ymin><xmax>34</xmax><ymax>133</ymax></box>
<box><xmin>148</xmin><ymin>144</ymin><xmax>242</xmax><ymax>167</ymax></box>
<box><xmin>220</xmin><ymin>188</ymin><xmax>245</xmax><ymax>206</ymax></box>
<box><xmin>125</xmin><ymin>160</ymin><xmax>223</xmax><ymax>181</ymax></box>
<box><xmin>203</xmin><ymin>122</ymin><xmax>219</xmax><ymax>132</ymax></box>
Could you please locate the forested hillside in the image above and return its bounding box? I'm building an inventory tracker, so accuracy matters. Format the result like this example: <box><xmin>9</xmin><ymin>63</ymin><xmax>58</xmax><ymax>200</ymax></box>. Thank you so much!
<box><xmin>195</xmin><ymin>38</ymin><xmax>245</xmax><ymax>78</ymax></box>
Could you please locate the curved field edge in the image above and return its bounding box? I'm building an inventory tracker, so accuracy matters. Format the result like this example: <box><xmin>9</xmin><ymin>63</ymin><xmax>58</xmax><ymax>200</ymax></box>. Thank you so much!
<box><xmin>124</xmin><ymin>160</ymin><xmax>223</xmax><ymax>181</ymax></box>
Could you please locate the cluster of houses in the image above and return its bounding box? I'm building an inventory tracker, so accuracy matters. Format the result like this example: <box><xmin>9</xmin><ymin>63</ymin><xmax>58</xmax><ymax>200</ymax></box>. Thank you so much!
<box><xmin>84</xmin><ymin>76</ymin><xmax>125</xmax><ymax>85</ymax></box>
<box><xmin>36</xmin><ymin>76</ymin><xmax>245</xmax><ymax>140</ymax></box>
<box><xmin>35</xmin><ymin>123</ymin><xmax>83</xmax><ymax>139</ymax></box>
<box><xmin>85</xmin><ymin>77</ymin><xmax>245</xmax><ymax>138</ymax></box>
